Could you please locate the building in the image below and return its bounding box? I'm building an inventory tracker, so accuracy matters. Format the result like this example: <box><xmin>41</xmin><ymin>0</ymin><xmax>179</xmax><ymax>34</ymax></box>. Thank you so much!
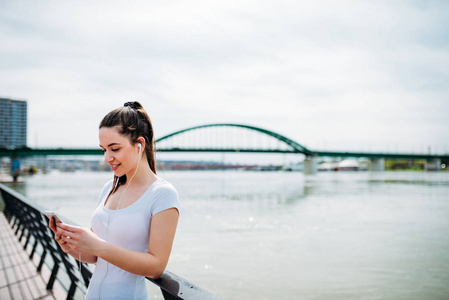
<box><xmin>0</xmin><ymin>98</ymin><xmax>27</xmax><ymax>148</ymax></box>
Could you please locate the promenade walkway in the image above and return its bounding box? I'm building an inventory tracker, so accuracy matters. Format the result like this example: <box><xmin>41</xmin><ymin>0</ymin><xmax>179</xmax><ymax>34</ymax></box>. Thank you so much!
<box><xmin>0</xmin><ymin>212</ymin><xmax>64</xmax><ymax>300</ymax></box>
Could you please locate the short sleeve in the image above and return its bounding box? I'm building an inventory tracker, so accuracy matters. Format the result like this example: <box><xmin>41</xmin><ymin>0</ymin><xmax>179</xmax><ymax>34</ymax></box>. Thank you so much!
<box><xmin>151</xmin><ymin>181</ymin><xmax>180</xmax><ymax>216</ymax></box>
<box><xmin>97</xmin><ymin>180</ymin><xmax>113</xmax><ymax>206</ymax></box>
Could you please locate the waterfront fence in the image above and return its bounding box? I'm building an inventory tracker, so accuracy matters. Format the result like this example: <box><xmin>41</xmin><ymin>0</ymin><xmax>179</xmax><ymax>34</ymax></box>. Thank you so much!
<box><xmin>0</xmin><ymin>182</ymin><xmax>223</xmax><ymax>300</ymax></box>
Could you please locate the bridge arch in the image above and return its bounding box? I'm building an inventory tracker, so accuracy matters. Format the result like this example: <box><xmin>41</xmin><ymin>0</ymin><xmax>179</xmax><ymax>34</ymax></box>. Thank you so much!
<box><xmin>155</xmin><ymin>123</ymin><xmax>313</xmax><ymax>155</ymax></box>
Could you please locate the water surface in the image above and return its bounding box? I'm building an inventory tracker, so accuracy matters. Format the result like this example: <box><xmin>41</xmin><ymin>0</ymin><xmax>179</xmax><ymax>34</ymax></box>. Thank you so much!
<box><xmin>5</xmin><ymin>170</ymin><xmax>449</xmax><ymax>300</ymax></box>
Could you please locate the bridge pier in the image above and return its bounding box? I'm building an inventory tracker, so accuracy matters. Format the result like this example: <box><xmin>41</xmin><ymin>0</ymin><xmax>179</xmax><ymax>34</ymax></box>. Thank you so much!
<box><xmin>369</xmin><ymin>158</ymin><xmax>385</xmax><ymax>172</ymax></box>
<box><xmin>304</xmin><ymin>157</ymin><xmax>317</xmax><ymax>175</ymax></box>
<box><xmin>425</xmin><ymin>159</ymin><xmax>441</xmax><ymax>171</ymax></box>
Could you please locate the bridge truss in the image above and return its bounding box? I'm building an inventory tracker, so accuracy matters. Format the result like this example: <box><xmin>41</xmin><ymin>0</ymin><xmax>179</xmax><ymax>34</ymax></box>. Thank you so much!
<box><xmin>0</xmin><ymin>123</ymin><xmax>448</xmax><ymax>162</ymax></box>
<box><xmin>156</xmin><ymin>123</ymin><xmax>313</xmax><ymax>155</ymax></box>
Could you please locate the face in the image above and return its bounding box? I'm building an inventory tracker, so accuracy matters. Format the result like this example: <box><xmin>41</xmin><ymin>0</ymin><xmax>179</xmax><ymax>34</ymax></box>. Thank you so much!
<box><xmin>99</xmin><ymin>127</ymin><xmax>140</xmax><ymax>177</ymax></box>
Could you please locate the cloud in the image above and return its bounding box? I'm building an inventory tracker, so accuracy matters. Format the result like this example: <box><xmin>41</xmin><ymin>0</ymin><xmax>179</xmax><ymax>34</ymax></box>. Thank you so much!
<box><xmin>0</xmin><ymin>0</ymin><xmax>448</xmax><ymax>153</ymax></box>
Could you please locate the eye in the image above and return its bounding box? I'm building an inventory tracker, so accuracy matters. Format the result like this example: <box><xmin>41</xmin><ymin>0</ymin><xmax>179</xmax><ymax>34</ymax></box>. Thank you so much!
<box><xmin>100</xmin><ymin>148</ymin><xmax>106</xmax><ymax>153</ymax></box>
<box><xmin>111</xmin><ymin>148</ymin><xmax>120</xmax><ymax>152</ymax></box>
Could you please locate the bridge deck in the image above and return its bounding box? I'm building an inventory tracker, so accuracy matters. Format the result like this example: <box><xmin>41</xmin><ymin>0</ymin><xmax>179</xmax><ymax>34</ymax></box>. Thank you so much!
<box><xmin>0</xmin><ymin>212</ymin><xmax>65</xmax><ymax>300</ymax></box>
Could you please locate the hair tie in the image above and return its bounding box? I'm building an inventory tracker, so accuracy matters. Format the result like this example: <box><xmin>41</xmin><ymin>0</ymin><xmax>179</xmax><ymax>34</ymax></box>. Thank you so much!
<box><xmin>124</xmin><ymin>102</ymin><xmax>137</xmax><ymax>109</ymax></box>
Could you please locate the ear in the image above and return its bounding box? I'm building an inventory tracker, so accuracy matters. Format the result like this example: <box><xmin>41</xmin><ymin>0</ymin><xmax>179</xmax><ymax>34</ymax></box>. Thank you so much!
<box><xmin>137</xmin><ymin>137</ymin><xmax>145</xmax><ymax>152</ymax></box>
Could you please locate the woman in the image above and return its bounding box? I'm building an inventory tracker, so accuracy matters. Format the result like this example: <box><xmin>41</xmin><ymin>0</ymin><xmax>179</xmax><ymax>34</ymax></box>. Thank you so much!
<box><xmin>49</xmin><ymin>101</ymin><xmax>179</xmax><ymax>299</ymax></box>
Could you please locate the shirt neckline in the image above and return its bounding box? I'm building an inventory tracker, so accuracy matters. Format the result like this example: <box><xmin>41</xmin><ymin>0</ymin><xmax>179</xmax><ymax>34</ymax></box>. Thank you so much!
<box><xmin>102</xmin><ymin>177</ymin><xmax>162</xmax><ymax>212</ymax></box>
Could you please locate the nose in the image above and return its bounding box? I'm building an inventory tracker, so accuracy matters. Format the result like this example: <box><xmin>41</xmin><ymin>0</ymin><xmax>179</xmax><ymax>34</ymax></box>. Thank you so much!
<box><xmin>104</xmin><ymin>151</ymin><xmax>114</xmax><ymax>163</ymax></box>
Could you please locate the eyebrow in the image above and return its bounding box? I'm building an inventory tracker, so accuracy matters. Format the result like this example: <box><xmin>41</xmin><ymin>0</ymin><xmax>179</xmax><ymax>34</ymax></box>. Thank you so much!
<box><xmin>99</xmin><ymin>142</ymin><xmax>122</xmax><ymax>148</ymax></box>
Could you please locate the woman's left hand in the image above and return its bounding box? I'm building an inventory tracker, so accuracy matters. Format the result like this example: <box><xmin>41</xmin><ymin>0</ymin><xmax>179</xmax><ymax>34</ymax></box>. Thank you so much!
<box><xmin>56</xmin><ymin>223</ymin><xmax>104</xmax><ymax>255</ymax></box>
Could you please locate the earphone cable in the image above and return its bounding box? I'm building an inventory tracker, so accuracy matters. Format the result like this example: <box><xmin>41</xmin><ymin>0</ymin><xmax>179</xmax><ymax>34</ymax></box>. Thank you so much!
<box><xmin>98</xmin><ymin>146</ymin><xmax>142</xmax><ymax>298</ymax></box>
<box><xmin>115</xmin><ymin>148</ymin><xmax>141</xmax><ymax>210</ymax></box>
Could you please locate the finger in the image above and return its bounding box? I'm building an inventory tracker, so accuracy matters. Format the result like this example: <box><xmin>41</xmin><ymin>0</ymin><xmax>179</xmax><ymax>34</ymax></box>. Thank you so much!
<box><xmin>56</xmin><ymin>234</ymin><xmax>65</xmax><ymax>242</ymax></box>
<box><xmin>61</xmin><ymin>235</ymin><xmax>77</xmax><ymax>246</ymax></box>
<box><xmin>55</xmin><ymin>232</ymin><xmax>63</xmax><ymax>242</ymax></box>
<box><xmin>49</xmin><ymin>218</ymin><xmax>56</xmax><ymax>231</ymax></box>
<box><xmin>57</xmin><ymin>223</ymin><xmax>81</xmax><ymax>233</ymax></box>
<box><xmin>57</xmin><ymin>227</ymin><xmax>77</xmax><ymax>240</ymax></box>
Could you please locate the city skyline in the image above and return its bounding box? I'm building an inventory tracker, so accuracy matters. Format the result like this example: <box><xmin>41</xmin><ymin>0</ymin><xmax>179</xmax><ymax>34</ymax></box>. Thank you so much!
<box><xmin>1</xmin><ymin>0</ymin><xmax>448</xmax><ymax>156</ymax></box>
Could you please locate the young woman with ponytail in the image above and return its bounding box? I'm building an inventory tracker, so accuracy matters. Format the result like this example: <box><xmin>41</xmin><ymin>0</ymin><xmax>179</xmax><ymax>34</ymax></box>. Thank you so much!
<box><xmin>49</xmin><ymin>102</ymin><xmax>179</xmax><ymax>299</ymax></box>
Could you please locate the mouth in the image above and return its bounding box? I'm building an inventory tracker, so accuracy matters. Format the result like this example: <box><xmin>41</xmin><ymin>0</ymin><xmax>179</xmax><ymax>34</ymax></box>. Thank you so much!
<box><xmin>110</xmin><ymin>164</ymin><xmax>121</xmax><ymax>171</ymax></box>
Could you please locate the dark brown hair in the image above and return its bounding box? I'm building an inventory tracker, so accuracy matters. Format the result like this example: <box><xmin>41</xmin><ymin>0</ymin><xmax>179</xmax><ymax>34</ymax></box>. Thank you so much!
<box><xmin>100</xmin><ymin>101</ymin><xmax>156</xmax><ymax>193</ymax></box>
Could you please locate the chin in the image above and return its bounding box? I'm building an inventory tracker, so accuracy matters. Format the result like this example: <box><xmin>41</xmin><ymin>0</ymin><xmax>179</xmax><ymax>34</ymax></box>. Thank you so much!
<box><xmin>113</xmin><ymin>170</ymin><xmax>125</xmax><ymax>177</ymax></box>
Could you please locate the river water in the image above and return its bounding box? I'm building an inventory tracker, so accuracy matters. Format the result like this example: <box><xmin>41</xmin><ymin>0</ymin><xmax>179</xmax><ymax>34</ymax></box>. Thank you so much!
<box><xmin>3</xmin><ymin>170</ymin><xmax>449</xmax><ymax>300</ymax></box>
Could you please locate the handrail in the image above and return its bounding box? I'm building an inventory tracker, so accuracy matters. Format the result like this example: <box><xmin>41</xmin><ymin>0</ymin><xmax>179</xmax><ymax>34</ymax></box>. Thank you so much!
<box><xmin>0</xmin><ymin>182</ymin><xmax>224</xmax><ymax>300</ymax></box>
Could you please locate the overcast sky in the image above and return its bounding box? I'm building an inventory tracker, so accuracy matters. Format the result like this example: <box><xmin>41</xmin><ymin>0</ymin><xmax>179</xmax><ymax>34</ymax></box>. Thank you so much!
<box><xmin>1</xmin><ymin>0</ymin><xmax>448</xmax><ymax>157</ymax></box>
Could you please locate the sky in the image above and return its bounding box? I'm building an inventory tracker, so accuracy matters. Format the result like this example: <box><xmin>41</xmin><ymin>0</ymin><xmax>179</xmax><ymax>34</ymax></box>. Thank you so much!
<box><xmin>1</xmin><ymin>0</ymin><xmax>448</xmax><ymax>160</ymax></box>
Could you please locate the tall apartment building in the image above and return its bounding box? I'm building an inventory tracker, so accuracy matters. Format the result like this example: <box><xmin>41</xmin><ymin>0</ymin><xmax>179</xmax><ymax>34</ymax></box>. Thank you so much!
<box><xmin>0</xmin><ymin>98</ymin><xmax>27</xmax><ymax>148</ymax></box>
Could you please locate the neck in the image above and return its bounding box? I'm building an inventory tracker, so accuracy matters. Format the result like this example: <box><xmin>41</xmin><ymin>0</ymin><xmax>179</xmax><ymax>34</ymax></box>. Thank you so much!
<box><xmin>124</xmin><ymin>158</ymin><xmax>157</xmax><ymax>186</ymax></box>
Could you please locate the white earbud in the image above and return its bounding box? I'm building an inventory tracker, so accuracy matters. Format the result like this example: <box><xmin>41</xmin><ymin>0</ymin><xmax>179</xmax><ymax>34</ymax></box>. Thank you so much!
<box><xmin>138</xmin><ymin>143</ymin><xmax>142</xmax><ymax>153</ymax></box>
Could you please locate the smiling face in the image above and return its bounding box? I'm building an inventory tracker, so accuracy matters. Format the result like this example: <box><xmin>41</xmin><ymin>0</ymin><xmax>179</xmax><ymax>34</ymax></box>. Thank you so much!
<box><xmin>99</xmin><ymin>126</ymin><xmax>140</xmax><ymax>178</ymax></box>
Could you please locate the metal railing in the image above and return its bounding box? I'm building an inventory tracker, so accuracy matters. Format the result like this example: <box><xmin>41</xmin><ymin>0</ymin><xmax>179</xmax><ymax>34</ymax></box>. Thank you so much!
<box><xmin>0</xmin><ymin>182</ymin><xmax>223</xmax><ymax>300</ymax></box>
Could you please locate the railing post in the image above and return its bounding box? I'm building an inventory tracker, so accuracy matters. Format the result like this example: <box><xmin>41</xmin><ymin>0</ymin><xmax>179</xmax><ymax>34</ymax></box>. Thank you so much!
<box><xmin>67</xmin><ymin>282</ymin><xmax>77</xmax><ymax>300</ymax></box>
<box><xmin>30</xmin><ymin>239</ymin><xmax>38</xmax><ymax>259</ymax></box>
<box><xmin>23</xmin><ymin>231</ymin><xmax>31</xmax><ymax>250</ymax></box>
<box><xmin>14</xmin><ymin>221</ymin><xmax>21</xmax><ymax>234</ymax></box>
<box><xmin>46</xmin><ymin>262</ymin><xmax>60</xmax><ymax>290</ymax></box>
<box><xmin>161</xmin><ymin>289</ymin><xmax>183</xmax><ymax>300</ymax></box>
<box><xmin>37</xmin><ymin>250</ymin><xmax>47</xmax><ymax>272</ymax></box>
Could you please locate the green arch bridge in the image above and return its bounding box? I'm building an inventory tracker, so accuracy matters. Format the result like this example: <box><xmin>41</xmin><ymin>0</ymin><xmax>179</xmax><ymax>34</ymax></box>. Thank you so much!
<box><xmin>1</xmin><ymin>123</ymin><xmax>448</xmax><ymax>173</ymax></box>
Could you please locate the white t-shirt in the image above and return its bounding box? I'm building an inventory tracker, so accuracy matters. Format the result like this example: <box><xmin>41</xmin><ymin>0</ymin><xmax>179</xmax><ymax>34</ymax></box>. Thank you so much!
<box><xmin>86</xmin><ymin>177</ymin><xmax>179</xmax><ymax>300</ymax></box>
